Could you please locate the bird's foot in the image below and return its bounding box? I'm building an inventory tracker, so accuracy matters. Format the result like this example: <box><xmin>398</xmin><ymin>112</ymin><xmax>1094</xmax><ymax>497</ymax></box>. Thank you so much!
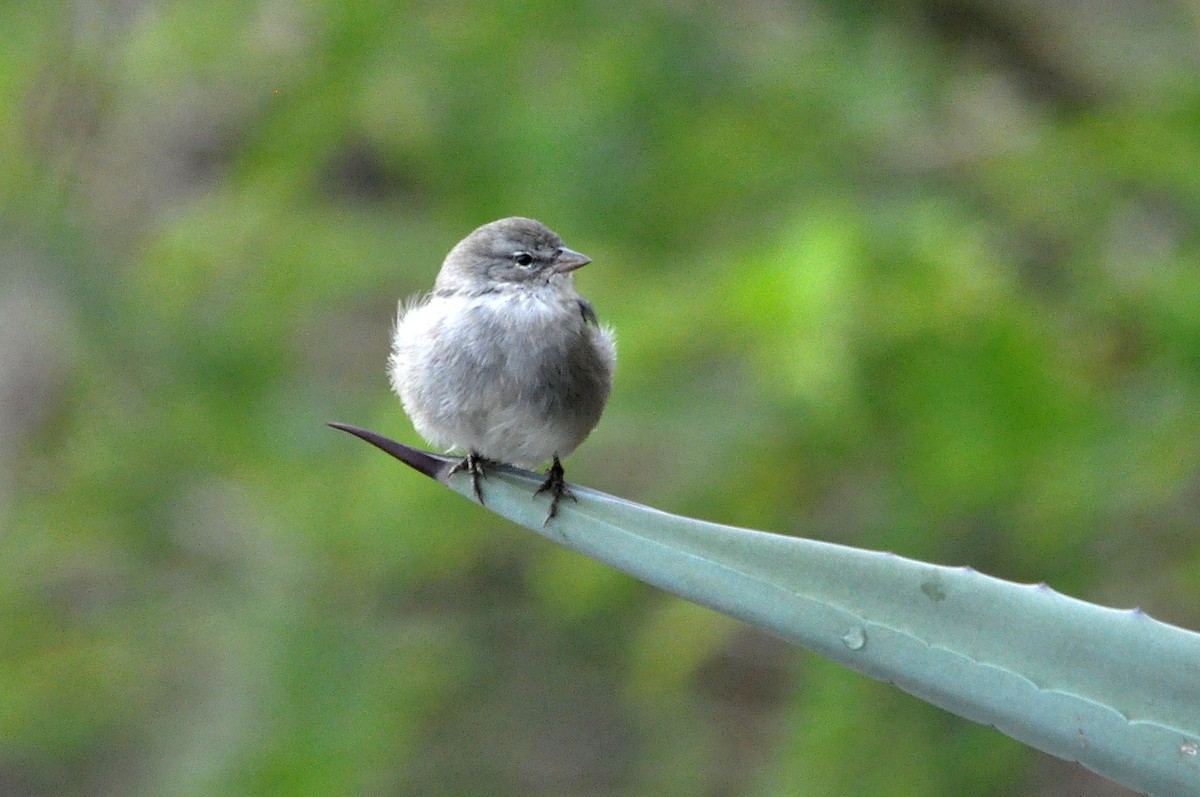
<box><xmin>448</xmin><ymin>450</ymin><xmax>490</xmax><ymax>504</ymax></box>
<box><xmin>534</xmin><ymin>456</ymin><xmax>576</xmax><ymax>524</ymax></box>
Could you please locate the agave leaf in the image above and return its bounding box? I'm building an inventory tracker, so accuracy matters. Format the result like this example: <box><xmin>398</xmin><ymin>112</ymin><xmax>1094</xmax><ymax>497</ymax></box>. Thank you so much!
<box><xmin>330</xmin><ymin>423</ymin><xmax>1200</xmax><ymax>797</ymax></box>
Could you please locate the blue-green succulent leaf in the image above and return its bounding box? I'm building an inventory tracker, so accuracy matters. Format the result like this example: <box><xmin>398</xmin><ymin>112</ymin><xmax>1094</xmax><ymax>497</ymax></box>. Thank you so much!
<box><xmin>331</xmin><ymin>424</ymin><xmax>1200</xmax><ymax>797</ymax></box>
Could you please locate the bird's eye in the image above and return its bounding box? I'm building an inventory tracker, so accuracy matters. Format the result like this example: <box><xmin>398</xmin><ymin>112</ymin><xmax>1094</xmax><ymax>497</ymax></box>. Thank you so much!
<box><xmin>514</xmin><ymin>252</ymin><xmax>534</xmax><ymax>267</ymax></box>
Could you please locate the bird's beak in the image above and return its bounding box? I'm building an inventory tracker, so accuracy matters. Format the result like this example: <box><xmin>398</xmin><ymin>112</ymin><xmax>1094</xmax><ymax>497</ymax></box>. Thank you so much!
<box><xmin>552</xmin><ymin>247</ymin><xmax>591</xmax><ymax>273</ymax></box>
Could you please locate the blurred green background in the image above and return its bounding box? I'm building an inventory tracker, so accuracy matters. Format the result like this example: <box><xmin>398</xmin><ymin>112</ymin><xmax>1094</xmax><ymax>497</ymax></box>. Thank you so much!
<box><xmin>3</xmin><ymin>1</ymin><xmax>1199</xmax><ymax>795</ymax></box>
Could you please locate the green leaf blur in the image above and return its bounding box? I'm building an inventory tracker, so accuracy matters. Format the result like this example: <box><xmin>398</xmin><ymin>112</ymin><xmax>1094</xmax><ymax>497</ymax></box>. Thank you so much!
<box><xmin>3</xmin><ymin>2</ymin><xmax>1198</xmax><ymax>796</ymax></box>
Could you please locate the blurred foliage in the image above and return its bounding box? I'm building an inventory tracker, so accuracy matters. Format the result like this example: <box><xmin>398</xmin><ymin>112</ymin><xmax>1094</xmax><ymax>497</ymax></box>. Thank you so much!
<box><xmin>1</xmin><ymin>1</ymin><xmax>1198</xmax><ymax>795</ymax></box>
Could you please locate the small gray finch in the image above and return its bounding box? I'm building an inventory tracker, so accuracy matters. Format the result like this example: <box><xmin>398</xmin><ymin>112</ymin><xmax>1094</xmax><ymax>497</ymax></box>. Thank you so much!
<box><xmin>388</xmin><ymin>217</ymin><xmax>616</xmax><ymax>520</ymax></box>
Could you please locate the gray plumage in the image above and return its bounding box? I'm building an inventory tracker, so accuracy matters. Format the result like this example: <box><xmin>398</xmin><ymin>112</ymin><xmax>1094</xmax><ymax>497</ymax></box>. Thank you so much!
<box><xmin>388</xmin><ymin>218</ymin><xmax>616</xmax><ymax>499</ymax></box>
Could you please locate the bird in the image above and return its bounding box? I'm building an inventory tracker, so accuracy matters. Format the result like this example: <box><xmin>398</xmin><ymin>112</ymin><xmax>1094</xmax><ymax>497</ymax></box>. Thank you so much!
<box><xmin>388</xmin><ymin>217</ymin><xmax>616</xmax><ymax>521</ymax></box>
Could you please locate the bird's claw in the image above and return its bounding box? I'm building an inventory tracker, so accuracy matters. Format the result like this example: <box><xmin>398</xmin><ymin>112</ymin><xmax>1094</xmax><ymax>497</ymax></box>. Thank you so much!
<box><xmin>534</xmin><ymin>456</ymin><xmax>576</xmax><ymax>524</ymax></box>
<box><xmin>450</xmin><ymin>452</ymin><xmax>576</xmax><ymax>524</ymax></box>
<box><xmin>448</xmin><ymin>451</ymin><xmax>489</xmax><ymax>504</ymax></box>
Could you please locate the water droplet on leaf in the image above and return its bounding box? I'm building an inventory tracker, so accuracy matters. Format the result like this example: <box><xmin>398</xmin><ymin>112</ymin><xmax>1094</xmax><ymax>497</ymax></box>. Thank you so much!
<box><xmin>841</xmin><ymin>627</ymin><xmax>867</xmax><ymax>650</ymax></box>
